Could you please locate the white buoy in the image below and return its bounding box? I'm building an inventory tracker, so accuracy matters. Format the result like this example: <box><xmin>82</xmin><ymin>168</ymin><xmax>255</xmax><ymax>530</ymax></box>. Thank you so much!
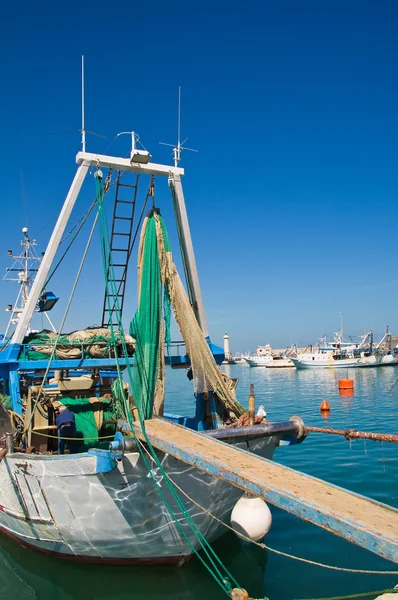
<box><xmin>256</xmin><ymin>405</ymin><xmax>267</xmax><ymax>419</ymax></box>
<box><xmin>231</xmin><ymin>494</ymin><xmax>272</xmax><ymax>541</ymax></box>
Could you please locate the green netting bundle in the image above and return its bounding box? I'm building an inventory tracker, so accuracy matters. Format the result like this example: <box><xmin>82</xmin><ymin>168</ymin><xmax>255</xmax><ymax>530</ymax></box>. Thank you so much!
<box><xmin>59</xmin><ymin>397</ymin><xmax>115</xmax><ymax>451</ymax></box>
<box><xmin>129</xmin><ymin>210</ymin><xmax>171</xmax><ymax>421</ymax></box>
<box><xmin>19</xmin><ymin>328</ymin><xmax>135</xmax><ymax>361</ymax></box>
<box><xmin>0</xmin><ymin>394</ymin><xmax>11</xmax><ymax>410</ymax></box>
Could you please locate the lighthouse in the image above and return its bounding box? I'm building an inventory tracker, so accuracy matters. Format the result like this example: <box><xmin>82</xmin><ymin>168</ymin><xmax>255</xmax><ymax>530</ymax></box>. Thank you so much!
<box><xmin>223</xmin><ymin>333</ymin><xmax>232</xmax><ymax>361</ymax></box>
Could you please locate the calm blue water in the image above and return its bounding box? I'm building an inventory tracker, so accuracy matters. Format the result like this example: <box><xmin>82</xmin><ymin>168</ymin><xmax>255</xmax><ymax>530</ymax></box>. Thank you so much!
<box><xmin>1</xmin><ymin>365</ymin><xmax>397</xmax><ymax>600</ymax></box>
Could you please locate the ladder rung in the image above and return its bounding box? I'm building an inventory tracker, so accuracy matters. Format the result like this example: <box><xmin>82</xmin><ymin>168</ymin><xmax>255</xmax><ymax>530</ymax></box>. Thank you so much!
<box><xmin>103</xmin><ymin>293</ymin><xmax>124</xmax><ymax>299</ymax></box>
<box><xmin>112</xmin><ymin>264</ymin><xmax>127</xmax><ymax>267</ymax></box>
<box><xmin>114</xmin><ymin>216</ymin><xmax>132</xmax><ymax>221</ymax></box>
<box><xmin>116</xmin><ymin>200</ymin><xmax>135</xmax><ymax>205</ymax></box>
<box><xmin>111</xmin><ymin>248</ymin><xmax>129</xmax><ymax>252</ymax></box>
<box><xmin>112</xmin><ymin>232</ymin><xmax>130</xmax><ymax>237</ymax></box>
<box><xmin>118</xmin><ymin>182</ymin><xmax>137</xmax><ymax>189</ymax></box>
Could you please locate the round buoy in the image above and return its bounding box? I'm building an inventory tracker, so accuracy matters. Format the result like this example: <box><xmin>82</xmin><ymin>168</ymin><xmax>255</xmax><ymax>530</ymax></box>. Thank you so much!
<box><xmin>320</xmin><ymin>399</ymin><xmax>330</xmax><ymax>412</ymax></box>
<box><xmin>231</xmin><ymin>494</ymin><xmax>272</xmax><ymax>541</ymax></box>
<box><xmin>338</xmin><ymin>379</ymin><xmax>354</xmax><ymax>390</ymax></box>
<box><xmin>339</xmin><ymin>388</ymin><xmax>354</xmax><ymax>397</ymax></box>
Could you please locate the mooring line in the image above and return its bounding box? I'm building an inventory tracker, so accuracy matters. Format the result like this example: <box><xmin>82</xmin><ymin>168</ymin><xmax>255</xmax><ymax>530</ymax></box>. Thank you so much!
<box><xmin>129</xmin><ymin>435</ymin><xmax>398</xmax><ymax>577</ymax></box>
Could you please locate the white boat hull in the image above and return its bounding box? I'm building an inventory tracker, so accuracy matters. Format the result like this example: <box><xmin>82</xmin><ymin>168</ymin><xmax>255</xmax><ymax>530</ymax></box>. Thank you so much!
<box><xmin>290</xmin><ymin>353</ymin><xmax>398</xmax><ymax>370</ymax></box>
<box><xmin>243</xmin><ymin>356</ymin><xmax>294</xmax><ymax>368</ymax></box>
<box><xmin>0</xmin><ymin>435</ymin><xmax>279</xmax><ymax>565</ymax></box>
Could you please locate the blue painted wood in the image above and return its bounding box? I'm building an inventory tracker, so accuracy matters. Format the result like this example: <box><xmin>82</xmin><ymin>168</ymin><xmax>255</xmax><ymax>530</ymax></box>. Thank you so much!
<box><xmin>134</xmin><ymin>419</ymin><xmax>398</xmax><ymax>565</ymax></box>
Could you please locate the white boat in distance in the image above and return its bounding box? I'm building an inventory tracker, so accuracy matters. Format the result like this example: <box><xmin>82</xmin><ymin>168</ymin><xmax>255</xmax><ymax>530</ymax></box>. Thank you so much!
<box><xmin>287</xmin><ymin>330</ymin><xmax>398</xmax><ymax>370</ymax></box>
<box><xmin>243</xmin><ymin>344</ymin><xmax>294</xmax><ymax>368</ymax></box>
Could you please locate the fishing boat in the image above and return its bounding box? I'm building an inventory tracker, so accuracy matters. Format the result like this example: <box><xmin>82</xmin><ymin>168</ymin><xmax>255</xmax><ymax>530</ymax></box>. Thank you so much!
<box><xmin>0</xmin><ymin>117</ymin><xmax>305</xmax><ymax>566</ymax></box>
<box><xmin>231</xmin><ymin>354</ymin><xmax>246</xmax><ymax>365</ymax></box>
<box><xmin>287</xmin><ymin>330</ymin><xmax>398</xmax><ymax>370</ymax></box>
<box><xmin>243</xmin><ymin>344</ymin><xmax>294</xmax><ymax>368</ymax></box>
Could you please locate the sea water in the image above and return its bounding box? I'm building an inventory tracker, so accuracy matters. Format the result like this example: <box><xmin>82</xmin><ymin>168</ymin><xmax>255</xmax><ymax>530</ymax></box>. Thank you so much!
<box><xmin>0</xmin><ymin>365</ymin><xmax>397</xmax><ymax>600</ymax></box>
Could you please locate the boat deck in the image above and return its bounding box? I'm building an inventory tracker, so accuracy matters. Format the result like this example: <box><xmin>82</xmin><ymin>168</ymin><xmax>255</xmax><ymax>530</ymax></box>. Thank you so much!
<box><xmin>133</xmin><ymin>418</ymin><xmax>398</xmax><ymax>564</ymax></box>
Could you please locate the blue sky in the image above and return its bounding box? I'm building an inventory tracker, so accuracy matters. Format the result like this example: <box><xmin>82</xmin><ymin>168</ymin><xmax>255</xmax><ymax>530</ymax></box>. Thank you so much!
<box><xmin>0</xmin><ymin>0</ymin><xmax>397</xmax><ymax>353</ymax></box>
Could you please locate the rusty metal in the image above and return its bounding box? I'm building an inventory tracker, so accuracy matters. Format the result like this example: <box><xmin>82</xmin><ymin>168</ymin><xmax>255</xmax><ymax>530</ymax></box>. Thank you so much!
<box><xmin>248</xmin><ymin>383</ymin><xmax>255</xmax><ymax>426</ymax></box>
<box><xmin>305</xmin><ymin>426</ymin><xmax>398</xmax><ymax>443</ymax></box>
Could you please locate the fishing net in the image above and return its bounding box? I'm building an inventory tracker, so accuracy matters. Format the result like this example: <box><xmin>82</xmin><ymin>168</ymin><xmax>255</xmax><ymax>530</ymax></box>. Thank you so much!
<box><xmin>55</xmin><ymin>396</ymin><xmax>116</xmax><ymax>451</ymax></box>
<box><xmin>20</xmin><ymin>327</ymin><xmax>135</xmax><ymax>361</ymax></box>
<box><xmin>129</xmin><ymin>212</ymin><xmax>167</xmax><ymax>420</ymax></box>
<box><xmin>130</xmin><ymin>209</ymin><xmax>244</xmax><ymax>421</ymax></box>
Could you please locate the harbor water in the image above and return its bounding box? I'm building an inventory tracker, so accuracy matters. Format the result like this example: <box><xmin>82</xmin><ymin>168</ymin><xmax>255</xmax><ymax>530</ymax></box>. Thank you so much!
<box><xmin>0</xmin><ymin>365</ymin><xmax>397</xmax><ymax>600</ymax></box>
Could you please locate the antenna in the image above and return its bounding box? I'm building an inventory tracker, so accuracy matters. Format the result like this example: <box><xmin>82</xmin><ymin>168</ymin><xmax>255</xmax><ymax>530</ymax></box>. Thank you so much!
<box><xmin>338</xmin><ymin>312</ymin><xmax>344</xmax><ymax>342</ymax></box>
<box><xmin>177</xmin><ymin>85</ymin><xmax>181</xmax><ymax>152</ymax></box>
<box><xmin>81</xmin><ymin>55</ymin><xmax>86</xmax><ymax>152</ymax></box>
<box><xmin>50</xmin><ymin>56</ymin><xmax>107</xmax><ymax>145</ymax></box>
<box><xmin>159</xmin><ymin>86</ymin><xmax>198</xmax><ymax>167</ymax></box>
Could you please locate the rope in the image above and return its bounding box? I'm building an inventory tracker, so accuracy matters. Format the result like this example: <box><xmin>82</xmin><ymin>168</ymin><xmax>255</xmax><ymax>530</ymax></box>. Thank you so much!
<box><xmin>28</xmin><ymin>430</ymin><xmax>115</xmax><ymax>441</ymax></box>
<box><xmin>43</xmin><ymin>200</ymin><xmax>96</xmax><ymax>291</ymax></box>
<box><xmin>291</xmin><ymin>589</ymin><xmax>398</xmax><ymax>600</ymax></box>
<box><xmin>43</xmin><ymin>171</ymin><xmax>123</xmax><ymax>292</ymax></box>
<box><xmin>8</xmin><ymin>411</ymin><xmax>24</xmax><ymax>432</ymax></box>
<box><xmin>23</xmin><ymin>209</ymin><xmax>100</xmax><ymax>436</ymax></box>
<box><xmin>306</xmin><ymin>427</ymin><xmax>398</xmax><ymax>444</ymax></box>
<box><xmin>154</xmin><ymin>455</ymin><xmax>398</xmax><ymax>576</ymax></box>
<box><xmin>95</xmin><ymin>174</ymin><xmax>241</xmax><ymax>597</ymax></box>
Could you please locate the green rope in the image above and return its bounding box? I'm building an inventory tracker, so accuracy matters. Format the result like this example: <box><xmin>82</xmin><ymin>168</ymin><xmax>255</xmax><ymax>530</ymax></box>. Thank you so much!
<box><xmin>96</xmin><ymin>176</ymin><xmax>236</xmax><ymax>593</ymax></box>
<box><xmin>95</xmin><ymin>172</ymin><xmax>241</xmax><ymax>597</ymax></box>
<box><xmin>291</xmin><ymin>589</ymin><xmax>397</xmax><ymax>600</ymax></box>
<box><xmin>42</xmin><ymin>200</ymin><xmax>96</xmax><ymax>293</ymax></box>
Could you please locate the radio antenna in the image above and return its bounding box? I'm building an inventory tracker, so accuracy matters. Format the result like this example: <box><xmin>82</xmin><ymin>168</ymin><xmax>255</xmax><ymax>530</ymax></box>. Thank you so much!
<box><xmin>159</xmin><ymin>86</ymin><xmax>198</xmax><ymax>167</ymax></box>
<box><xmin>49</xmin><ymin>56</ymin><xmax>107</xmax><ymax>146</ymax></box>
<box><xmin>81</xmin><ymin>55</ymin><xmax>86</xmax><ymax>152</ymax></box>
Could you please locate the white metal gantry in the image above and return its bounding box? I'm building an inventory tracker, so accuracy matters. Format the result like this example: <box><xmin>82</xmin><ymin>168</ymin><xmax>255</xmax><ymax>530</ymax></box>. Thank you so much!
<box><xmin>12</xmin><ymin>147</ymin><xmax>209</xmax><ymax>344</ymax></box>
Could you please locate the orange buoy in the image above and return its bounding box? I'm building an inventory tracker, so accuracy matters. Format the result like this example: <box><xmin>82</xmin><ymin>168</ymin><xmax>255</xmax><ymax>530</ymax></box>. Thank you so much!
<box><xmin>338</xmin><ymin>379</ymin><xmax>354</xmax><ymax>390</ymax></box>
<box><xmin>339</xmin><ymin>388</ymin><xmax>354</xmax><ymax>397</ymax></box>
<box><xmin>320</xmin><ymin>399</ymin><xmax>330</xmax><ymax>412</ymax></box>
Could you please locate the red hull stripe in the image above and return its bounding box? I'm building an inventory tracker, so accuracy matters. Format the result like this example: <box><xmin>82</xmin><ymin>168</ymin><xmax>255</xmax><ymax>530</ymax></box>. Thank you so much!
<box><xmin>0</xmin><ymin>525</ymin><xmax>190</xmax><ymax>567</ymax></box>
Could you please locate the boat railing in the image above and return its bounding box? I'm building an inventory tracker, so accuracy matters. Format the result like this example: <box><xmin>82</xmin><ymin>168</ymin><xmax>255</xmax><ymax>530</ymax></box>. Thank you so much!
<box><xmin>19</xmin><ymin>341</ymin><xmax>120</xmax><ymax>361</ymax></box>
<box><xmin>19</xmin><ymin>339</ymin><xmax>188</xmax><ymax>359</ymax></box>
<box><xmin>166</xmin><ymin>340</ymin><xmax>187</xmax><ymax>357</ymax></box>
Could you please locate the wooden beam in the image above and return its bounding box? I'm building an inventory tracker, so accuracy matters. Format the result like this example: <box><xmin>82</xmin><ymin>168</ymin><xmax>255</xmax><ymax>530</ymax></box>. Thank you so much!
<box><xmin>133</xmin><ymin>418</ymin><xmax>398</xmax><ymax>565</ymax></box>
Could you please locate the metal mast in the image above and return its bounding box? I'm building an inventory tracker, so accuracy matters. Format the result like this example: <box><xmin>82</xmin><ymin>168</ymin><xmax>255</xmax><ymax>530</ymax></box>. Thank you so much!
<box><xmin>338</xmin><ymin>312</ymin><xmax>344</xmax><ymax>343</ymax></box>
<box><xmin>4</xmin><ymin>227</ymin><xmax>56</xmax><ymax>338</ymax></box>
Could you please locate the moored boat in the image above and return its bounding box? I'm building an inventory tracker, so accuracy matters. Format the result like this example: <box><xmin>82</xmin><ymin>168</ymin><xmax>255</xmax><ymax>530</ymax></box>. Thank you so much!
<box><xmin>243</xmin><ymin>344</ymin><xmax>294</xmax><ymax>368</ymax></box>
<box><xmin>0</xmin><ymin>121</ymin><xmax>305</xmax><ymax>565</ymax></box>
<box><xmin>287</xmin><ymin>330</ymin><xmax>398</xmax><ymax>370</ymax></box>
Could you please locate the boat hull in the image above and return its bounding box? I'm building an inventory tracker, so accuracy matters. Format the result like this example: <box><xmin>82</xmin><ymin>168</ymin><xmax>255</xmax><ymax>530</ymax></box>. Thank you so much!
<box><xmin>0</xmin><ymin>434</ymin><xmax>280</xmax><ymax>565</ymax></box>
<box><xmin>290</xmin><ymin>353</ymin><xmax>398</xmax><ymax>370</ymax></box>
<box><xmin>243</xmin><ymin>357</ymin><xmax>294</xmax><ymax>368</ymax></box>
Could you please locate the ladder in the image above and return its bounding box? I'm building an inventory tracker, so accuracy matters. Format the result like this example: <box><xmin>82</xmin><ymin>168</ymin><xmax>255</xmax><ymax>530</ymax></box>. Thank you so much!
<box><xmin>102</xmin><ymin>172</ymin><xmax>140</xmax><ymax>328</ymax></box>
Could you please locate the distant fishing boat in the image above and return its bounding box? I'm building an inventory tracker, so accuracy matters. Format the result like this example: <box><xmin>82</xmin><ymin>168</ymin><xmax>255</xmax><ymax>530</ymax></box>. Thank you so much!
<box><xmin>243</xmin><ymin>344</ymin><xmax>294</xmax><ymax>368</ymax></box>
<box><xmin>0</xmin><ymin>99</ymin><xmax>305</xmax><ymax>565</ymax></box>
<box><xmin>287</xmin><ymin>329</ymin><xmax>398</xmax><ymax>370</ymax></box>
<box><xmin>231</xmin><ymin>354</ymin><xmax>246</xmax><ymax>365</ymax></box>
